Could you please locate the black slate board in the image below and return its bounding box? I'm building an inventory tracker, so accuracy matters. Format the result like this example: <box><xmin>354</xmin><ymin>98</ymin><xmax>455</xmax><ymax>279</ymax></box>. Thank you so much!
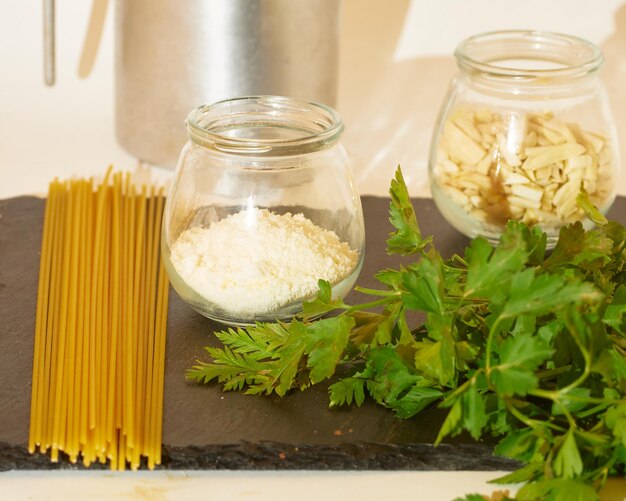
<box><xmin>1</xmin><ymin>195</ymin><xmax>624</xmax><ymax>471</ymax></box>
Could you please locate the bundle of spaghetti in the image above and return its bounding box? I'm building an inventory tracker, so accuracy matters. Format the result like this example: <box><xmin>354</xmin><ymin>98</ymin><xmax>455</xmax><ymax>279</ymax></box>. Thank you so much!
<box><xmin>28</xmin><ymin>168</ymin><xmax>169</xmax><ymax>470</ymax></box>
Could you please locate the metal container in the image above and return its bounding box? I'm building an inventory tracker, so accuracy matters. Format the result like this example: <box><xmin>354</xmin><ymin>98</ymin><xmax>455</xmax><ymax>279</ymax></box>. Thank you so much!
<box><xmin>44</xmin><ymin>0</ymin><xmax>341</xmax><ymax>167</ymax></box>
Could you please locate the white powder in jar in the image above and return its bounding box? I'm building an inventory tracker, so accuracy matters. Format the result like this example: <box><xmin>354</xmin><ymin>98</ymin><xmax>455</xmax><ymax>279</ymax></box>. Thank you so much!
<box><xmin>169</xmin><ymin>208</ymin><xmax>359</xmax><ymax>316</ymax></box>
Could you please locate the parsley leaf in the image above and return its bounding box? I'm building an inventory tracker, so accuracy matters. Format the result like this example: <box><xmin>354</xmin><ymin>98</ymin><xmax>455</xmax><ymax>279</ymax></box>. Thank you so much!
<box><xmin>302</xmin><ymin>279</ymin><xmax>347</xmax><ymax>319</ymax></box>
<box><xmin>603</xmin><ymin>285</ymin><xmax>626</xmax><ymax>335</ymax></box>
<box><xmin>491</xmin><ymin>333</ymin><xmax>553</xmax><ymax>397</ymax></box>
<box><xmin>517</xmin><ymin>478</ymin><xmax>599</xmax><ymax>501</ymax></box>
<box><xmin>388</xmin><ymin>384</ymin><xmax>443</xmax><ymax>418</ymax></box>
<box><xmin>401</xmin><ymin>255</ymin><xmax>445</xmax><ymax>314</ymax></box>
<box><xmin>329</xmin><ymin>377</ymin><xmax>366</xmax><ymax>407</ymax></box>
<box><xmin>577</xmin><ymin>188</ymin><xmax>608</xmax><ymax>226</ymax></box>
<box><xmin>387</xmin><ymin>167</ymin><xmax>432</xmax><ymax>255</ymax></box>
<box><xmin>464</xmin><ymin>222</ymin><xmax>529</xmax><ymax>302</ymax></box>
<box><xmin>365</xmin><ymin>346</ymin><xmax>420</xmax><ymax>405</ymax></box>
<box><xmin>189</xmin><ymin>166</ymin><xmax>626</xmax><ymax>501</ymax></box>
<box><xmin>553</xmin><ymin>429</ymin><xmax>583</xmax><ymax>479</ymax></box>
<box><xmin>302</xmin><ymin>316</ymin><xmax>354</xmax><ymax>383</ymax></box>
<box><xmin>461</xmin><ymin>382</ymin><xmax>488</xmax><ymax>440</ymax></box>
<box><xmin>498</xmin><ymin>270</ymin><xmax>600</xmax><ymax>319</ymax></box>
<box><xmin>544</xmin><ymin>222</ymin><xmax>612</xmax><ymax>270</ymax></box>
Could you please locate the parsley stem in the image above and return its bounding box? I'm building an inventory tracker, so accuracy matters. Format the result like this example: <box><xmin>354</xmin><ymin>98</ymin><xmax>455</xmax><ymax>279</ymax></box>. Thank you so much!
<box><xmin>530</xmin><ymin>388</ymin><xmax>626</xmax><ymax>406</ymax></box>
<box><xmin>485</xmin><ymin>316</ymin><xmax>504</xmax><ymax>379</ymax></box>
<box><xmin>575</xmin><ymin>402</ymin><xmax>610</xmax><ymax>418</ymax></box>
<box><xmin>344</xmin><ymin>296</ymin><xmax>395</xmax><ymax>313</ymax></box>
<box><xmin>353</xmin><ymin>286</ymin><xmax>401</xmax><ymax>297</ymax></box>
<box><xmin>506</xmin><ymin>402</ymin><xmax>540</xmax><ymax>431</ymax></box>
<box><xmin>583</xmin><ymin>455</ymin><xmax>617</xmax><ymax>483</ymax></box>
<box><xmin>441</xmin><ymin>376</ymin><xmax>474</xmax><ymax>406</ymax></box>
<box><xmin>536</xmin><ymin>365</ymin><xmax>572</xmax><ymax>380</ymax></box>
<box><xmin>558</xmin><ymin>313</ymin><xmax>592</xmax><ymax>393</ymax></box>
<box><xmin>443</xmin><ymin>296</ymin><xmax>486</xmax><ymax>304</ymax></box>
<box><xmin>505</xmin><ymin>399</ymin><xmax>567</xmax><ymax>432</ymax></box>
<box><xmin>450</xmin><ymin>254</ymin><xmax>468</xmax><ymax>267</ymax></box>
<box><xmin>555</xmin><ymin>401</ymin><xmax>577</xmax><ymax>429</ymax></box>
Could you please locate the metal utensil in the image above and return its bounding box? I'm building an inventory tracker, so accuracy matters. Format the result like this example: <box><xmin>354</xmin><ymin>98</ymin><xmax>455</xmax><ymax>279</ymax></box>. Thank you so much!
<box><xmin>43</xmin><ymin>0</ymin><xmax>341</xmax><ymax>168</ymax></box>
<box><xmin>43</xmin><ymin>0</ymin><xmax>55</xmax><ymax>86</ymax></box>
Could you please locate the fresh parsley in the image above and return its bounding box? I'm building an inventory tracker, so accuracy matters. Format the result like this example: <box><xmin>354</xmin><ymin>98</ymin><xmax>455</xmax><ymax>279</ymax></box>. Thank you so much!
<box><xmin>187</xmin><ymin>167</ymin><xmax>626</xmax><ymax>500</ymax></box>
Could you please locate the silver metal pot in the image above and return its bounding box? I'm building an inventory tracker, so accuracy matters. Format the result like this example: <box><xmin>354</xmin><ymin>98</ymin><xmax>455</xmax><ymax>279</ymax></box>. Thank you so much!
<box><xmin>43</xmin><ymin>0</ymin><xmax>341</xmax><ymax>167</ymax></box>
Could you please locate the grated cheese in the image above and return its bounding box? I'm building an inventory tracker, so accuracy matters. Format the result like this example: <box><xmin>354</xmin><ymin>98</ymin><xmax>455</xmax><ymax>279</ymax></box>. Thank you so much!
<box><xmin>169</xmin><ymin>208</ymin><xmax>359</xmax><ymax>316</ymax></box>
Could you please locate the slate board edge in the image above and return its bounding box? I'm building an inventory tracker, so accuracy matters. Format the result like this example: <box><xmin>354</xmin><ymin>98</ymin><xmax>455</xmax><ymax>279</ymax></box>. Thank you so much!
<box><xmin>0</xmin><ymin>441</ymin><xmax>520</xmax><ymax>471</ymax></box>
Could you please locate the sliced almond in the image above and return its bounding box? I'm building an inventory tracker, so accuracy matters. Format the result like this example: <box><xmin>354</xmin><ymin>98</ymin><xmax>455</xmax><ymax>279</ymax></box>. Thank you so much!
<box><xmin>453</xmin><ymin>115</ymin><xmax>483</xmax><ymax>143</ymax></box>
<box><xmin>584</xmin><ymin>161</ymin><xmax>598</xmax><ymax>182</ymax></box>
<box><xmin>583</xmin><ymin>179</ymin><xmax>597</xmax><ymax>194</ymax></box>
<box><xmin>469</xmin><ymin>195</ymin><xmax>485</xmax><ymax>208</ymax></box>
<box><xmin>474</xmin><ymin>109</ymin><xmax>493</xmax><ymax>122</ymax></box>
<box><xmin>538</xmin><ymin>126</ymin><xmax>567</xmax><ymax>145</ymax></box>
<box><xmin>564</xmin><ymin>154</ymin><xmax>591</xmax><ymax>171</ymax></box>
<box><xmin>581</xmin><ymin>131</ymin><xmax>605</xmax><ymax>154</ymax></box>
<box><xmin>530</xmin><ymin>111</ymin><xmax>554</xmax><ymax>123</ymax></box>
<box><xmin>525</xmin><ymin>145</ymin><xmax>566</xmax><ymax>157</ymax></box>
<box><xmin>535</xmin><ymin>118</ymin><xmax>577</xmax><ymax>143</ymax></box>
<box><xmin>535</xmin><ymin>166</ymin><xmax>552</xmax><ymax>182</ymax></box>
<box><xmin>444</xmin><ymin>122</ymin><xmax>486</xmax><ymax>165</ymax></box>
<box><xmin>456</xmin><ymin>179</ymin><xmax>480</xmax><ymax>192</ymax></box>
<box><xmin>440</xmin><ymin>159</ymin><xmax>460</xmax><ymax>174</ymax></box>
<box><xmin>464</xmin><ymin>172</ymin><xmax>493</xmax><ymax>191</ymax></box>
<box><xmin>521</xmin><ymin>143</ymin><xmax>586</xmax><ymax>171</ymax></box>
<box><xmin>496</xmin><ymin>133</ymin><xmax>522</xmax><ymax>167</ymax></box>
<box><xmin>537</xmin><ymin>135</ymin><xmax>551</xmax><ymax>146</ymax></box>
<box><xmin>598</xmin><ymin>147</ymin><xmax>612</xmax><ymax>166</ymax></box>
<box><xmin>522</xmin><ymin>209</ymin><xmax>538</xmax><ymax>225</ymax></box>
<box><xmin>524</xmin><ymin>130</ymin><xmax>538</xmax><ymax>148</ymax></box>
<box><xmin>486</xmin><ymin>192</ymin><xmax>505</xmax><ymax>205</ymax></box>
<box><xmin>553</xmin><ymin>179</ymin><xmax>581</xmax><ymax>209</ymax></box>
<box><xmin>435</xmin><ymin>109</ymin><xmax>614</xmax><ymax>229</ymax></box>
<box><xmin>502</xmin><ymin>172</ymin><xmax>531</xmax><ymax>185</ymax></box>
<box><xmin>508</xmin><ymin>195</ymin><xmax>541</xmax><ymax>210</ymax></box>
<box><xmin>550</xmin><ymin>165</ymin><xmax>562</xmax><ymax>182</ymax></box>
<box><xmin>535</xmin><ymin>209</ymin><xmax>559</xmax><ymax>224</ymax></box>
<box><xmin>444</xmin><ymin>186</ymin><xmax>470</xmax><ymax>207</ymax></box>
<box><xmin>511</xmin><ymin>183</ymin><xmax>543</xmax><ymax>203</ymax></box>
<box><xmin>470</xmin><ymin>208</ymin><xmax>488</xmax><ymax>222</ymax></box>
<box><xmin>477</xmin><ymin>122</ymin><xmax>497</xmax><ymax>136</ymax></box>
<box><xmin>474</xmin><ymin>147</ymin><xmax>497</xmax><ymax>175</ymax></box>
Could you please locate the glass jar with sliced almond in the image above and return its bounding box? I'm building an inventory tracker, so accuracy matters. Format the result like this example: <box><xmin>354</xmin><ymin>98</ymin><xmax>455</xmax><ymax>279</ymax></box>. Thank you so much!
<box><xmin>429</xmin><ymin>31</ymin><xmax>619</xmax><ymax>245</ymax></box>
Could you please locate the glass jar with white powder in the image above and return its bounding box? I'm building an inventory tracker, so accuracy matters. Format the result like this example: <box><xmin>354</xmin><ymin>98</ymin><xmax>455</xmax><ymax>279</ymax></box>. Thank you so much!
<box><xmin>162</xmin><ymin>96</ymin><xmax>365</xmax><ymax>325</ymax></box>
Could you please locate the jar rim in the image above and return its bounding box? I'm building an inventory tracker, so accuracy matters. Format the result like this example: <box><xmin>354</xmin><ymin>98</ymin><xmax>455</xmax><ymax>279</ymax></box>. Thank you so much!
<box><xmin>454</xmin><ymin>30</ymin><xmax>604</xmax><ymax>79</ymax></box>
<box><xmin>186</xmin><ymin>96</ymin><xmax>344</xmax><ymax>156</ymax></box>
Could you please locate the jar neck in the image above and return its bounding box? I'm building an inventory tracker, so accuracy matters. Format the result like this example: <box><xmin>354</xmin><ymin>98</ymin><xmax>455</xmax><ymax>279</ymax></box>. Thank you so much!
<box><xmin>186</xmin><ymin>96</ymin><xmax>344</xmax><ymax>157</ymax></box>
<box><xmin>455</xmin><ymin>71</ymin><xmax>603</xmax><ymax>101</ymax></box>
<box><xmin>454</xmin><ymin>30</ymin><xmax>604</xmax><ymax>97</ymax></box>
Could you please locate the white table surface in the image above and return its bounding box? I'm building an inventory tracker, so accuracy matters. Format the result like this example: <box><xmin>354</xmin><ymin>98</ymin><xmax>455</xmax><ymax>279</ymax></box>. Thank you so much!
<box><xmin>1</xmin><ymin>1</ymin><xmax>625</xmax><ymax>500</ymax></box>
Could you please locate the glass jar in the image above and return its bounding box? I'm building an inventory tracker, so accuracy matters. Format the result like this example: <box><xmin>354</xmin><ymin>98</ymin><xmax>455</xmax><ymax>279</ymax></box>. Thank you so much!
<box><xmin>429</xmin><ymin>30</ymin><xmax>619</xmax><ymax>245</ymax></box>
<box><xmin>162</xmin><ymin>96</ymin><xmax>365</xmax><ymax>326</ymax></box>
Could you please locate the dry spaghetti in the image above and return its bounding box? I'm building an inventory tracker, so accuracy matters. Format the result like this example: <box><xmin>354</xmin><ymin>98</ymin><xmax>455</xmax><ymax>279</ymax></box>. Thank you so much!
<box><xmin>28</xmin><ymin>169</ymin><xmax>169</xmax><ymax>470</ymax></box>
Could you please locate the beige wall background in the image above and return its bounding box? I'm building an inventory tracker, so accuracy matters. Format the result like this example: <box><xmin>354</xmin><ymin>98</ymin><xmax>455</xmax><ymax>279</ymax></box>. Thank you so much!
<box><xmin>338</xmin><ymin>0</ymin><xmax>626</xmax><ymax>196</ymax></box>
<box><xmin>1</xmin><ymin>3</ymin><xmax>625</xmax><ymax>498</ymax></box>
<box><xmin>1</xmin><ymin>0</ymin><xmax>626</xmax><ymax>198</ymax></box>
